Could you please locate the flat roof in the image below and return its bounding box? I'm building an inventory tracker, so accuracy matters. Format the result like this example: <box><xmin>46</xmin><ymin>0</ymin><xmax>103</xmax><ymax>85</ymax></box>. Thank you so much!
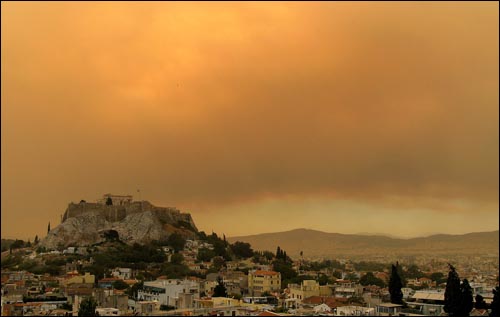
<box><xmin>377</xmin><ymin>303</ymin><xmax>404</xmax><ymax>307</ymax></box>
<box><xmin>412</xmin><ymin>292</ymin><xmax>445</xmax><ymax>301</ymax></box>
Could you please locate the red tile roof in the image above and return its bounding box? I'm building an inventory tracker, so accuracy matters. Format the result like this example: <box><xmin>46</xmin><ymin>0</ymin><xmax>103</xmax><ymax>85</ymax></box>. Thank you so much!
<box><xmin>302</xmin><ymin>296</ymin><xmax>349</xmax><ymax>308</ymax></box>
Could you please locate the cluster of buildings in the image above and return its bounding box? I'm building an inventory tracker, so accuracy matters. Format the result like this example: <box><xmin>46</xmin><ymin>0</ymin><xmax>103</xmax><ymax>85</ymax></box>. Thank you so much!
<box><xmin>1</xmin><ymin>235</ymin><xmax>498</xmax><ymax>316</ymax></box>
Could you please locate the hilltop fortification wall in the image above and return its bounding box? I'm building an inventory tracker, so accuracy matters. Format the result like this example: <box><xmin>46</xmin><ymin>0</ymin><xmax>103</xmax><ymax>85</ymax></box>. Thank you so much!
<box><xmin>62</xmin><ymin>201</ymin><xmax>197</xmax><ymax>230</ymax></box>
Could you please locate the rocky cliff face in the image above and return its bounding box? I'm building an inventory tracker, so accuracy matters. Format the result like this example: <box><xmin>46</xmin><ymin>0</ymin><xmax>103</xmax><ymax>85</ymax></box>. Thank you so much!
<box><xmin>40</xmin><ymin>201</ymin><xmax>198</xmax><ymax>249</ymax></box>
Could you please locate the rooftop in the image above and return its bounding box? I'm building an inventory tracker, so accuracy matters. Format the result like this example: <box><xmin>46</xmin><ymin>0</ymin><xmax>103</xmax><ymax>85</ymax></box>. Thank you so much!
<box><xmin>253</xmin><ymin>270</ymin><xmax>280</xmax><ymax>276</ymax></box>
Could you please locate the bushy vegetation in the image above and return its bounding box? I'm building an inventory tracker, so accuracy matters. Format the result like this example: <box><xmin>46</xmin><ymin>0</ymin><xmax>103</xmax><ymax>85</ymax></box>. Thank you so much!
<box><xmin>230</xmin><ymin>241</ymin><xmax>254</xmax><ymax>259</ymax></box>
<box><xmin>167</xmin><ymin>233</ymin><xmax>186</xmax><ymax>253</ymax></box>
<box><xmin>197</xmin><ymin>231</ymin><xmax>231</xmax><ymax>260</ymax></box>
<box><xmin>353</xmin><ymin>261</ymin><xmax>387</xmax><ymax>272</ymax></box>
<box><xmin>78</xmin><ymin>296</ymin><xmax>98</xmax><ymax>316</ymax></box>
<box><xmin>359</xmin><ymin>272</ymin><xmax>386</xmax><ymax>287</ymax></box>
<box><xmin>197</xmin><ymin>248</ymin><xmax>216</xmax><ymax>262</ymax></box>
<box><xmin>112</xmin><ymin>280</ymin><xmax>130</xmax><ymax>290</ymax></box>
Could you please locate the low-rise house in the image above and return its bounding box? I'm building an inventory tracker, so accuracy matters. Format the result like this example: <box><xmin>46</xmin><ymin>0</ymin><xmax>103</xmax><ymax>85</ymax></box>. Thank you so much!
<box><xmin>111</xmin><ymin>268</ymin><xmax>133</xmax><ymax>280</ymax></box>
<box><xmin>418</xmin><ymin>277</ymin><xmax>434</xmax><ymax>287</ymax></box>
<box><xmin>98</xmin><ymin>277</ymin><xmax>121</xmax><ymax>289</ymax></box>
<box><xmin>406</xmin><ymin>289</ymin><xmax>445</xmax><ymax>316</ymax></box>
<box><xmin>376</xmin><ymin>303</ymin><xmax>403</xmax><ymax>316</ymax></box>
<box><xmin>64</xmin><ymin>284</ymin><xmax>94</xmax><ymax>298</ymax></box>
<box><xmin>137</xmin><ymin>278</ymin><xmax>200</xmax><ymax>308</ymax></box>
<box><xmin>336</xmin><ymin>305</ymin><xmax>376</xmax><ymax>316</ymax></box>
<box><xmin>134</xmin><ymin>300</ymin><xmax>158</xmax><ymax>316</ymax></box>
<box><xmin>201</xmin><ymin>280</ymin><xmax>218</xmax><ymax>296</ymax></box>
<box><xmin>95</xmin><ymin>288</ymin><xmax>129</xmax><ymax>314</ymax></box>
<box><xmin>332</xmin><ymin>280</ymin><xmax>363</xmax><ymax>298</ymax></box>
<box><xmin>288</xmin><ymin>280</ymin><xmax>320</xmax><ymax>303</ymax></box>
<box><xmin>62</xmin><ymin>272</ymin><xmax>95</xmax><ymax>287</ymax></box>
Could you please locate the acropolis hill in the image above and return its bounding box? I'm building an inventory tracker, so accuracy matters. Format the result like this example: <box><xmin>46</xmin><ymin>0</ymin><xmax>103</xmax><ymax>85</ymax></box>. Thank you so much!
<box><xmin>40</xmin><ymin>194</ymin><xmax>198</xmax><ymax>250</ymax></box>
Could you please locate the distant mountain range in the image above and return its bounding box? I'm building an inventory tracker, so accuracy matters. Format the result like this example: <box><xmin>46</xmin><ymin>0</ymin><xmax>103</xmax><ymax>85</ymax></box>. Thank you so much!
<box><xmin>228</xmin><ymin>228</ymin><xmax>499</xmax><ymax>258</ymax></box>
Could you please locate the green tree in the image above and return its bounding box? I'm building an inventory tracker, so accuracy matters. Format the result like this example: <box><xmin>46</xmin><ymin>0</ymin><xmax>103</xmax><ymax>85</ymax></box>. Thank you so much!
<box><xmin>167</xmin><ymin>233</ymin><xmax>186</xmax><ymax>253</ymax></box>
<box><xmin>213</xmin><ymin>276</ymin><xmax>227</xmax><ymax>297</ymax></box>
<box><xmin>262</xmin><ymin>251</ymin><xmax>274</xmax><ymax>261</ymax></box>
<box><xmin>78</xmin><ymin>297</ymin><xmax>98</xmax><ymax>316</ymax></box>
<box><xmin>345</xmin><ymin>272</ymin><xmax>359</xmax><ymax>282</ymax></box>
<box><xmin>230</xmin><ymin>241</ymin><xmax>254</xmax><ymax>259</ymax></box>
<box><xmin>359</xmin><ymin>272</ymin><xmax>386</xmax><ymax>287</ymax></box>
<box><xmin>430</xmin><ymin>272</ymin><xmax>447</xmax><ymax>285</ymax></box>
<box><xmin>161</xmin><ymin>263</ymin><xmax>190</xmax><ymax>279</ymax></box>
<box><xmin>273</xmin><ymin>259</ymin><xmax>297</xmax><ymax>285</ymax></box>
<box><xmin>460</xmin><ymin>279</ymin><xmax>473</xmax><ymax>316</ymax></box>
<box><xmin>317</xmin><ymin>274</ymin><xmax>333</xmax><ymax>286</ymax></box>
<box><xmin>444</xmin><ymin>264</ymin><xmax>461</xmax><ymax>316</ymax></box>
<box><xmin>405</xmin><ymin>264</ymin><xmax>424</xmax><ymax>279</ymax></box>
<box><xmin>11</xmin><ymin>239</ymin><xmax>25</xmax><ymax>250</ymax></box>
<box><xmin>491</xmin><ymin>286</ymin><xmax>499</xmax><ymax>317</ymax></box>
<box><xmin>112</xmin><ymin>280</ymin><xmax>130</xmax><ymax>290</ymax></box>
<box><xmin>212</xmin><ymin>256</ymin><xmax>226</xmax><ymax>270</ymax></box>
<box><xmin>47</xmin><ymin>222</ymin><xmax>51</xmax><ymax>234</ymax></box>
<box><xmin>171</xmin><ymin>253</ymin><xmax>184</xmax><ymax>265</ymax></box>
<box><xmin>332</xmin><ymin>270</ymin><xmax>342</xmax><ymax>279</ymax></box>
<box><xmin>197</xmin><ymin>248</ymin><xmax>216</xmax><ymax>262</ymax></box>
<box><xmin>126</xmin><ymin>281</ymin><xmax>144</xmax><ymax>299</ymax></box>
<box><xmin>389</xmin><ymin>262</ymin><xmax>404</xmax><ymax>305</ymax></box>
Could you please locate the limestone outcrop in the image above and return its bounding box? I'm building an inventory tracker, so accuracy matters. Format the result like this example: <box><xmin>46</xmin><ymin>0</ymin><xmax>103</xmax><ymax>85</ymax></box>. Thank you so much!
<box><xmin>40</xmin><ymin>200</ymin><xmax>198</xmax><ymax>249</ymax></box>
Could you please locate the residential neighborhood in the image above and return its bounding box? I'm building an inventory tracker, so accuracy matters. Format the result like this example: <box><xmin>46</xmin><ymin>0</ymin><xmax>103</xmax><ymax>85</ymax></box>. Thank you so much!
<box><xmin>1</xmin><ymin>232</ymin><xmax>498</xmax><ymax>316</ymax></box>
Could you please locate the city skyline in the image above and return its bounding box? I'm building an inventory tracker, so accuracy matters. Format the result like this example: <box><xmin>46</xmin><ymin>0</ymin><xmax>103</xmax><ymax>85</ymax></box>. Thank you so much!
<box><xmin>2</xmin><ymin>2</ymin><xmax>498</xmax><ymax>240</ymax></box>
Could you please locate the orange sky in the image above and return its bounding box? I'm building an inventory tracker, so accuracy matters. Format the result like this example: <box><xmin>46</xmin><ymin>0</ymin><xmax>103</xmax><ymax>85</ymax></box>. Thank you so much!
<box><xmin>1</xmin><ymin>2</ymin><xmax>498</xmax><ymax>240</ymax></box>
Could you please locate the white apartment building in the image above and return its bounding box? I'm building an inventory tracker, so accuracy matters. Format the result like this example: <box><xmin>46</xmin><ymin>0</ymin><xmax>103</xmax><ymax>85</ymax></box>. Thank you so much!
<box><xmin>137</xmin><ymin>279</ymin><xmax>200</xmax><ymax>308</ymax></box>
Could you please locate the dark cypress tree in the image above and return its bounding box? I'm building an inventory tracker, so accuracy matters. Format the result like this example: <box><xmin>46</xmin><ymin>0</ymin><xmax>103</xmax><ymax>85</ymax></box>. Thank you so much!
<box><xmin>475</xmin><ymin>294</ymin><xmax>487</xmax><ymax>309</ymax></box>
<box><xmin>34</xmin><ymin>235</ymin><xmax>39</xmax><ymax>245</ymax></box>
<box><xmin>283</xmin><ymin>251</ymin><xmax>287</xmax><ymax>262</ymax></box>
<box><xmin>106</xmin><ymin>197</ymin><xmax>113</xmax><ymax>205</ymax></box>
<box><xmin>213</xmin><ymin>276</ymin><xmax>227</xmax><ymax>297</ymax></box>
<box><xmin>490</xmin><ymin>286</ymin><xmax>499</xmax><ymax>317</ymax></box>
<box><xmin>388</xmin><ymin>262</ymin><xmax>404</xmax><ymax>304</ymax></box>
<box><xmin>444</xmin><ymin>264</ymin><xmax>462</xmax><ymax>316</ymax></box>
<box><xmin>47</xmin><ymin>222</ymin><xmax>51</xmax><ymax>234</ymax></box>
<box><xmin>460</xmin><ymin>279</ymin><xmax>473</xmax><ymax>316</ymax></box>
<box><xmin>276</xmin><ymin>246</ymin><xmax>281</xmax><ymax>259</ymax></box>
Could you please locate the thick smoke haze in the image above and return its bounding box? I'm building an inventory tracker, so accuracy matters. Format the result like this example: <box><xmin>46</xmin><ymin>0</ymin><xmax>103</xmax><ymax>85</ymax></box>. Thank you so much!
<box><xmin>1</xmin><ymin>2</ymin><xmax>498</xmax><ymax>239</ymax></box>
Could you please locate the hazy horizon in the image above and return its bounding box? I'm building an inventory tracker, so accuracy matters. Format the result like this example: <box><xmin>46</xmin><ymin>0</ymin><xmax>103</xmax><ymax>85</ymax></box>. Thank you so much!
<box><xmin>2</xmin><ymin>223</ymin><xmax>499</xmax><ymax>241</ymax></box>
<box><xmin>2</xmin><ymin>2</ymin><xmax>498</xmax><ymax>241</ymax></box>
